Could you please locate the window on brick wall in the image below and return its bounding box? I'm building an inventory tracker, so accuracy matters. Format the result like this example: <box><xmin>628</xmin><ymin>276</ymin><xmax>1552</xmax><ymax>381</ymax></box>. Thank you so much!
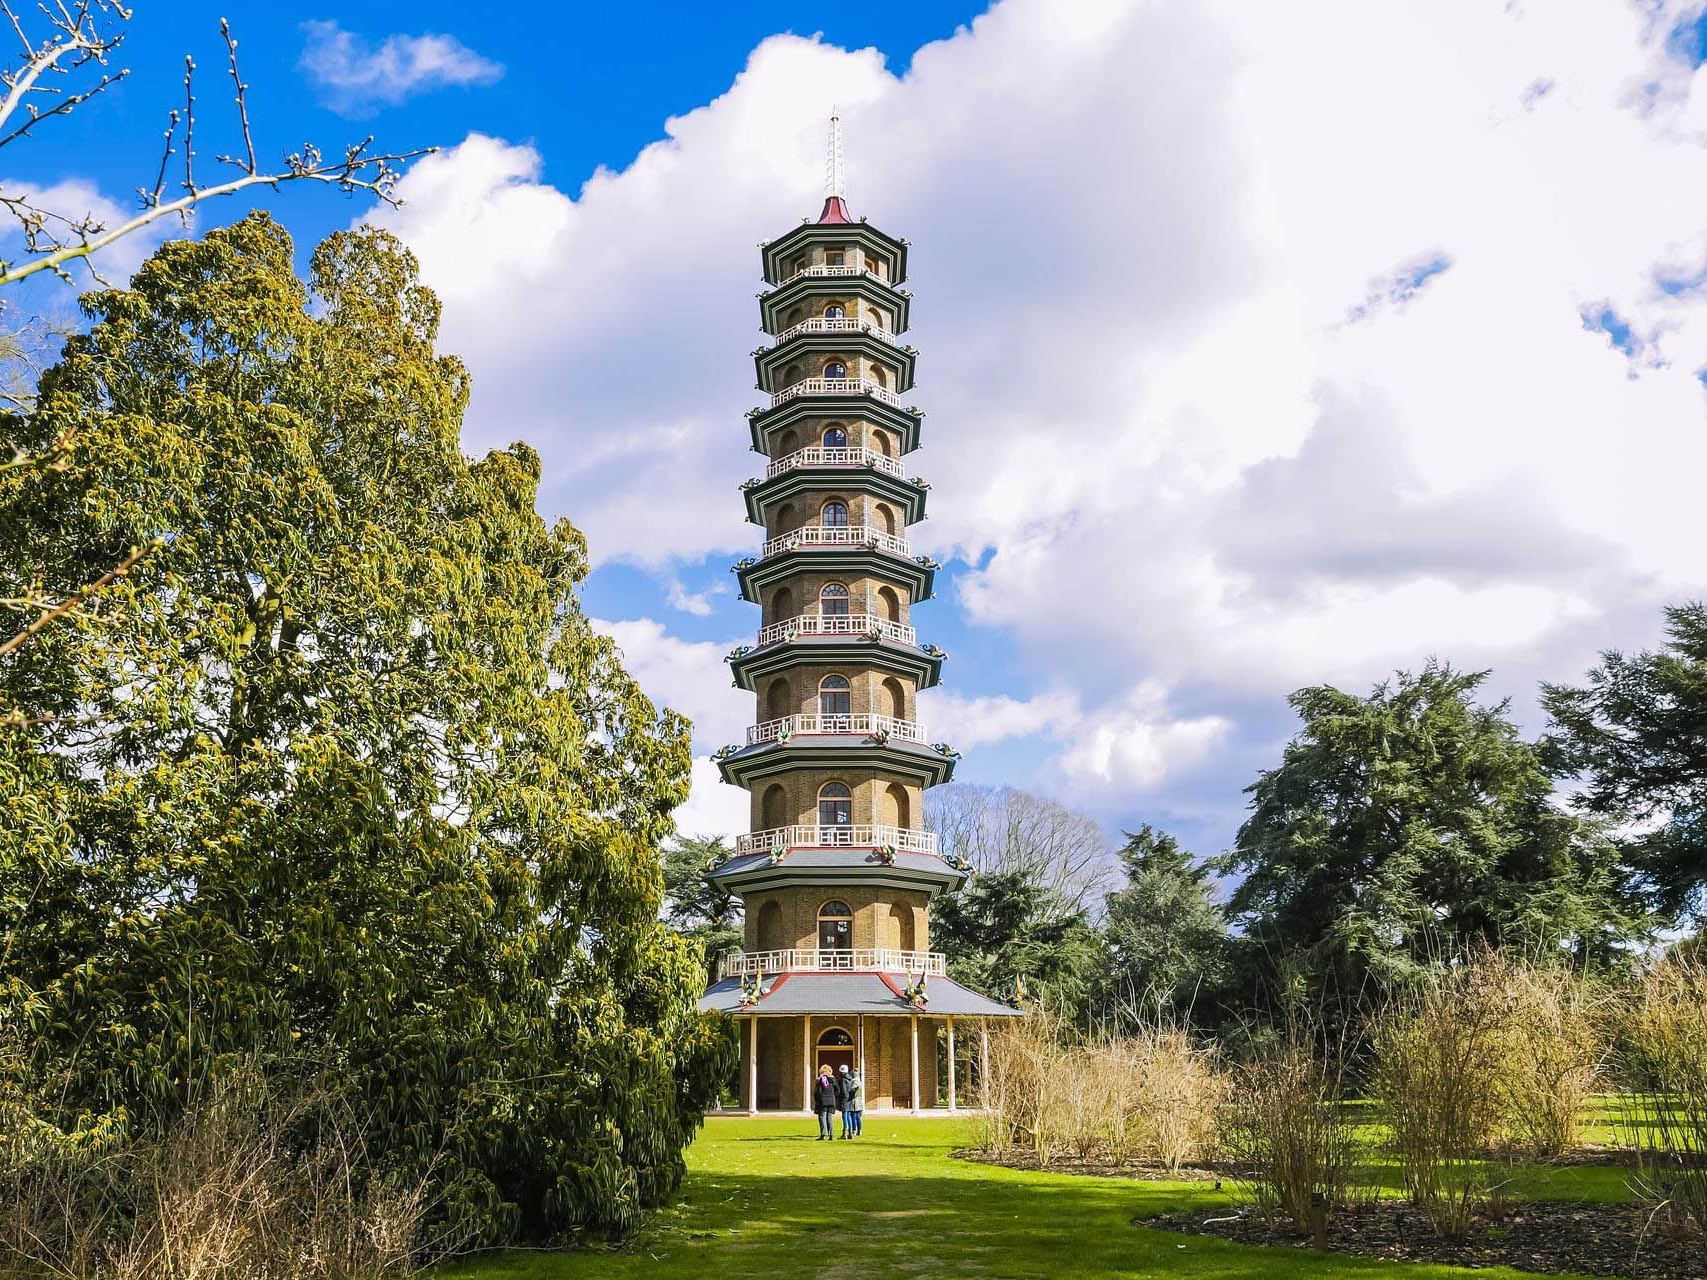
<box><xmin>819</xmin><ymin>675</ymin><xmax>851</xmax><ymax>716</ymax></box>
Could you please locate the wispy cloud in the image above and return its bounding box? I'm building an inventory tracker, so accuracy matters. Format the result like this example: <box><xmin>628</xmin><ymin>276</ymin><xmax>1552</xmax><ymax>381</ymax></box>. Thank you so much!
<box><xmin>299</xmin><ymin>20</ymin><xmax>502</xmax><ymax>117</ymax></box>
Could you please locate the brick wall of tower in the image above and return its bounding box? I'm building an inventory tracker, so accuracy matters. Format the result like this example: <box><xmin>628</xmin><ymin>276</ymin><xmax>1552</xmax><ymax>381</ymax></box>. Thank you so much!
<box><xmin>748</xmin><ymin>769</ymin><xmax>922</xmax><ymax>831</ymax></box>
<box><xmin>764</xmin><ymin>494</ymin><xmax>909</xmax><ymax>539</ymax></box>
<box><xmin>754</xmin><ymin>664</ymin><xmax>917</xmax><ymax>721</ymax></box>
<box><xmin>769</xmin><ymin>418</ymin><xmax>901</xmax><ymax>459</ymax></box>
<box><xmin>742</xmin><ymin>885</ymin><xmax>931</xmax><ymax>953</ymax></box>
<box><xmin>744</xmin><ymin>1014</ymin><xmax>943</xmax><ymax>1112</ymax></box>
<box><xmin>761</xmin><ymin>574</ymin><xmax>913</xmax><ymax>625</ymax></box>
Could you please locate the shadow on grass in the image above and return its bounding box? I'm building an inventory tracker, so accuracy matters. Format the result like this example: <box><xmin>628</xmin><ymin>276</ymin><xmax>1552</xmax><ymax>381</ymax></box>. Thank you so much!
<box><xmin>437</xmin><ymin>1169</ymin><xmax>1576</xmax><ymax>1280</ymax></box>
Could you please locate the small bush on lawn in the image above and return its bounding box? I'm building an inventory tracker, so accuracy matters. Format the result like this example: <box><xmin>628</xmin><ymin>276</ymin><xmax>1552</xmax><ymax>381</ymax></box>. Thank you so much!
<box><xmin>1219</xmin><ymin>1023</ymin><xmax>1362</xmax><ymax>1246</ymax></box>
<box><xmin>1620</xmin><ymin>954</ymin><xmax>1707</xmax><ymax>1252</ymax></box>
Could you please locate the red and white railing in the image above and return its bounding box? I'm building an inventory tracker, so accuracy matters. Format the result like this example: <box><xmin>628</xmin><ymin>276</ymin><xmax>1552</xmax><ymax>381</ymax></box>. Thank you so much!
<box><xmin>753</xmin><ymin>612</ymin><xmax>915</xmax><ymax>649</ymax></box>
<box><xmin>746</xmin><ymin>712</ymin><xmax>925</xmax><ymax>746</ymax></box>
<box><xmin>735</xmin><ymin>823</ymin><xmax>940</xmax><ymax>857</ymax></box>
<box><xmin>776</xmin><ymin>263</ymin><xmax>886</xmax><ymax>287</ymax></box>
<box><xmin>764</xmin><ymin>445</ymin><xmax>905</xmax><ymax>480</ymax></box>
<box><xmin>760</xmin><ymin>524</ymin><xmax>910</xmax><ymax>559</ymax></box>
<box><xmin>770</xmin><ymin>377</ymin><xmax>901</xmax><ymax>408</ymax></box>
<box><xmin>773</xmin><ymin>317</ymin><xmax>901</xmax><ymax>346</ymax></box>
<box><xmin>719</xmin><ymin>948</ymin><xmax>947</xmax><ymax>979</ymax></box>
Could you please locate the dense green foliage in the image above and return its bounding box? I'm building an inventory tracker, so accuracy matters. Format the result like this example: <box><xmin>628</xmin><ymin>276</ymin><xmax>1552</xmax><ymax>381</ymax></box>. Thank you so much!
<box><xmin>1217</xmin><ymin>664</ymin><xmax>1638</xmax><ymax>1005</ymax></box>
<box><xmin>0</xmin><ymin>215</ymin><xmax>734</xmax><ymax>1245</ymax></box>
<box><xmin>1099</xmin><ymin>826</ymin><xmax>1230</xmax><ymax>1017</ymax></box>
<box><xmin>1542</xmin><ymin>602</ymin><xmax>1707</xmax><ymax>926</ymax></box>
<box><xmin>661</xmin><ymin>834</ymin><xmax>743</xmax><ymax>982</ymax></box>
<box><xmin>932</xmin><ymin>869</ymin><xmax>1101</xmax><ymax>1017</ymax></box>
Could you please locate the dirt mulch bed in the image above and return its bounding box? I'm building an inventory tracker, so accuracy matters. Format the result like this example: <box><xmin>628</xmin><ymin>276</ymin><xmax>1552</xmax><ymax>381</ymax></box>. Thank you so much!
<box><xmin>1141</xmin><ymin>1199</ymin><xmax>1705</xmax><ymax>1280</ymax></box>
<box><xmin>955</xmin><ymin>1148</ymin><xmax>1224</xmax><ymax>1183</ymax></box>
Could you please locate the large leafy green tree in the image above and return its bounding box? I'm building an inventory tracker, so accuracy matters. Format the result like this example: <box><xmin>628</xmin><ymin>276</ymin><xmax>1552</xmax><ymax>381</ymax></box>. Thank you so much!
<box><xmin>1217</xmin><ymin>664</ymin><xmax>1640</xmax><ymax>1005</ymax></box>
<box><xmin>0</xmin><ymin>214</ymin><xmax>733</xmax><ymax>1243</ymax></box>
<box><xmin>1542</xmin><ymin>603</ymin><xmax>1707</xmax><ymax>926</ymax></box>
<box><xmin>662</xmin><ymin>834</ymin><xmax>743</xmax><ymax>981</ymax></box>
<box><xmin>1100</xmin><ymin>826</ymin><xmax>1230</xmax><ymax>1018</ymax></box>
<box><xmin>932</xmin><ymin>870</ymin><xmax>1102</xmax><ymax>1019</ymax></box>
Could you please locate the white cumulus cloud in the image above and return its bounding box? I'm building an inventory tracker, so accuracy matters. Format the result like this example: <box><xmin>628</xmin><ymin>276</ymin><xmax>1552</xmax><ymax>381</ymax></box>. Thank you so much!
<box><xmin>299</xmin><ymin>20</ymin><xmax>502</xmax><ymax>116</ymax></box>
<box><xmin>370</xmin><ymin>0</ymin><xmax>1707</xmax><ymax>838</ymax></box>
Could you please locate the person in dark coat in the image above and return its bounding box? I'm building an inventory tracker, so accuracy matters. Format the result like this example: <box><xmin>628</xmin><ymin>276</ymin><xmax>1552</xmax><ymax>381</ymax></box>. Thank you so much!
<box><xmin>812</xmin><ymin>1065</ymin><xmax>839</xmax><ymax>1140</ymax></box>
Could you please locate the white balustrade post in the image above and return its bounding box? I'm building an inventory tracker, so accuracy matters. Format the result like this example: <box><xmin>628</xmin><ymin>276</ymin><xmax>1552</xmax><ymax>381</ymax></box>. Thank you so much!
<box><xmin>909</xmin><ymin>1014</ymin><xmax>920</xmax><ymax>1116</ymax></box>
<box><xmin>802</xmin><ymin>1016</ymin><xmax>812</xmax><ymax>1114</ymax></box>
<box><xmin>747</xmin><ymin>1016</ymin><xmax>758</xmax><ymax>1113</ymax></box>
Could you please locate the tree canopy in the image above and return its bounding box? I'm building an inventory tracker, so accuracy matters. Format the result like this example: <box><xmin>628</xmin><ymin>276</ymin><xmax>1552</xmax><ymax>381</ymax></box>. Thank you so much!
<box><xmin>932</xmin><ymin>869</ymin><xmax>1102</xmax><ymax>1019</ymax></box>
<box><xmin>1100</xmin><ymin>826</ymin><xmax>1230</xmax><ymax>1018</ymax></box>
<box><xmin>1217</xmin><ymin>663</ymin><xmax>1639</xmax><ymax>1004</ymax></box>
<box><xmin>1542</xmin><ymin>602</ymin><xmax>1707</xmax><ymax>926</ymax></box>
<box><xmin>0</xmin><ymin>214</ymin><xmax>732</xmax><ymax>1244</ymax></box>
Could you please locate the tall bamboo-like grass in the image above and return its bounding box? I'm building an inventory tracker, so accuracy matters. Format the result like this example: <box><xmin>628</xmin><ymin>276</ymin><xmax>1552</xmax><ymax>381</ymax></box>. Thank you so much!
<box><xmin>1620</xmin><ymin>955</ymin><xmax>1707</xmax><ymax>1252</ymax></box>
<box><xmin>978</xmin><ymin>1012</ymin><xmax>1226</xmax><ymax>1170</ymax></box>
<box><xmin>0</xmin><ymin>1056</ymin><xmax>438</xmax><ymax>1279</ymax></box>
<box><xmin>1483</xmin><ymin>954</ymin><xmax>1605</xmax><ymax>1159</ymax></box>
<box><xmin>1373</xmin><ymin>969</ymin><xmax>1510</xmax><ymax>1239</ymax></box>
<box><xmin>1219</xmin><ymin>1027</ymin><xmax>1362</xmax><ymax>1246</ymax></box>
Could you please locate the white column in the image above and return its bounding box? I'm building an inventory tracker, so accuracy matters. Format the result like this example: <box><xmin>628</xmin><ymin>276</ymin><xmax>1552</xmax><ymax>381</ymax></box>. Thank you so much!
<box><xmin>947</xmin><ymin>1016</ymin><xmax>957</xmax><ymax>1113</ymax></box>
<box><xmin>802</xmin><ymin>1016</ymin><xmax>812</xmax><ymax>1113</ymax></box>
<box><xmin>858</xmin><ymin>1014</ymin><xmax>866</xmax><ymax>1079</ymax></box>
<box><xmin>909</xmin><ymin>1014</ymin><xmax>920</xmax><ymax>1115</ymax></box>
<box><xmin>980</xmin><ymin>1019</ymin><xmax>990</xmax><ymax>1110</ymax></box>
<box><xmin>747</xmin><ymin>1016</ymin><xmax>758</xmax><ymax>1113</ymax></box>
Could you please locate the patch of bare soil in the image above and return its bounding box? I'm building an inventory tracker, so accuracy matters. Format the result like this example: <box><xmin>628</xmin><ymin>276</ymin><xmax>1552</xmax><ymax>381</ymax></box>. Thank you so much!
<box><xmin>1141</xmin><ymin>1200</ymin><xmax>1705</xmax><ymax>1280</ymax></box>
<box><xmin>954</xmin><ymin>1148</ymin><xmax>1223</xmax><ymax>1183</ymax></box>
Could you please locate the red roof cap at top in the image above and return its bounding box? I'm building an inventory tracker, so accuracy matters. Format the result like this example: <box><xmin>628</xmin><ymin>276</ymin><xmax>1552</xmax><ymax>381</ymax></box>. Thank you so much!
<box><xmin>817</xmin><ymin>195</ymin><xmax>854</xmax><ymax>224</ymax></box>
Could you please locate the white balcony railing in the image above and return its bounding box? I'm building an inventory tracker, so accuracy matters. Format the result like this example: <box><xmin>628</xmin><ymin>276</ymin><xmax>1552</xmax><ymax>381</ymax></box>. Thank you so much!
<box><xmin>746</xmin><ymin>712</ymin><xmax>926</xmax><ymax>746</ymax></box>
<box><xmin>735</xmin><ymin>823</ymin><xmax>940</xmax><ymax>857</ymax></box>
<box><xmin>770</xmin><ymin>377</ymin><xmax>901</xmax><ymax>409</ymax></box>
<box><xmin>754</xmin><ymin>612</ymin><xmax>916</xmax><ymax>649</ymax></box>
<box><xmin>773</xmin><ymin>317</ymin><xmax>901</xmax><ymax>346</ymax></box>
<box><xmin>760</xmin><ymin>524</ymin><xmax>910</xmax><ymax>559</ymax></box>
<box><xmin>719</xmin><ymin>948</ymin><xmax>947</xmax><ymax>979</ymax></box>
<box><xmin>777</xmin><ymin>263</ymin><xmax>886</xmax><ymax>287</ymax></box>
<box><xmin>764</xmin><ymin>445</ymin><xmax>905</xmax><ymax>481</ymax></box>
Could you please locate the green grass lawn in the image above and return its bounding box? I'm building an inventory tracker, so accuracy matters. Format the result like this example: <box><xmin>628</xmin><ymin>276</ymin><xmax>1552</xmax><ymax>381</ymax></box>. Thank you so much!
<box><xmin>440</xmin><ymin>1115</ymin><xmax>1630</xmax><ymax>1280</ymax></box>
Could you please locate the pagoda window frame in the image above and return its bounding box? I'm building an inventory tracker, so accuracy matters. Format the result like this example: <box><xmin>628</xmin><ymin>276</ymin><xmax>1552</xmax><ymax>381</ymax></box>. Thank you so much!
<box><xmin>822</xmin><ymin>424</ymin><xmax>848</xmax><ymax>449</ymax></box>
<box><xmin>818</xmin><ymin>674</ymin><xmax>851</xmax><ymax>716</ymax></box>
<box><xmin>816</xmin><ymin>900</ymin><xmax>853</xmax><ymax>952</ymax></box>
<box><xmin>817</xmin><ymin>783</ymin><xmax>853</xmax><ymax>830</ymax></box>
<box><xmin>820</xmin><ymin>499</ymin><xmax>849</xmax><ymax>528</ymax></box>
<box><xmin>823</xmin><ymin>359</ymin><xmax>848</xmax><ymax>380</ymax></box>
<box><xmin>819</xmin><ymin>582</ymin><xmax>851</xmax><ymax>616</ymax></box>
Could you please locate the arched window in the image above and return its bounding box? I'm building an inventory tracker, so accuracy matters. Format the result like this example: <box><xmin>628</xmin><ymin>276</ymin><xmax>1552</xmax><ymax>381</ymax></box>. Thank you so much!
<box><xmin>818</xmin><ymin>784</ymin><xmax>852</xmax><ymax>832</ymax></box>
<box><xmin>766</xmin><ymin>678</ymin><xmax>792</xmax><ymax>722</ymax></box>
<box><xmin>817</xmin><ymin>899</ymin><xmax>853</xmax><ymax>951</ymax></box>
<box><xmin>819</xmin><ymin>583</ymin><xmax>850</xmax><ymax>616</ymax></box>
<box><xmin>822</xmin><ymin>425</ymin><xmax>848</xmax><ymax>449</ymax></box>
<box><xmin>819</xmin><ymin>674</ymin><xmax>851</xmax><ymax>717</ymax></box>
<box><xmin>821</xmin><ymin>500</ymin><xmax>849</xmax><ymax>528</ymax></box>
<box><xmin>823</xmin><ymin>360</ymin><xmax>847</xmax><ymax>380</ymax></box>
<box><xmin>823</xmin><ymin>303</ymin><xmax>845</xmax><ymax>320</ymax></box>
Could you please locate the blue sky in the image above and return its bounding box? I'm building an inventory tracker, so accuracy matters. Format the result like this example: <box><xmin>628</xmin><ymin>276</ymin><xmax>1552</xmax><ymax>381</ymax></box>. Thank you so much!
<box><xmin>10</xmin><ymin>0</ymin><xmax>1707</xmax><ymax>873</ymax></box>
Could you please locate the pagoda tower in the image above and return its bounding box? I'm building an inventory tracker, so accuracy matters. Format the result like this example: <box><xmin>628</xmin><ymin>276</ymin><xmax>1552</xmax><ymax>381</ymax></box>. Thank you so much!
<box><xmin>699</xmin><ymin>117</ymin><xmax>1021</xmax><ymax>1114</ymax></box>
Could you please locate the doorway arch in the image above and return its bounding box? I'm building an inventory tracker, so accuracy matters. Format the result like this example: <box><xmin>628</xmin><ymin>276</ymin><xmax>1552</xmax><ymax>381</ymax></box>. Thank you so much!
<box><xmin>816</xmin><ymin>1025</ymin><xmax>855</xmax><ymax>1076</ymax></box>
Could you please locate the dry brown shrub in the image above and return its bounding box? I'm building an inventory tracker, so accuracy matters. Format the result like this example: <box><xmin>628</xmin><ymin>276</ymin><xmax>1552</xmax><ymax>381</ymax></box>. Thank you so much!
<box><xmin>0</xmin><ymin>1056</ymin><xmax>439</xmax><ymax>1280</ymax></box>
<box><xmin>1374</xmin><ymin>968</ymin><xmax>1511</xmax><ymax>1240</ymax></box>
<box><xmin>1219</xmin><ymin>1026</ymin><xmax>1362</xmax><ymax>1245</ymax></box>
<box><xmin>1619</xmin><ymin>955</ymin><xmax>1707</xmax><ymax>1252</ymax></box>
<box><xmin>1482</xmin><ymin>954</ymin><xmax>1605</xmax><ymax>1159</ymax></box>
<box><xmin>978</xmin><ymin>1012</ymin><xmax>1225</xmax><ymax>1170</ymax></box>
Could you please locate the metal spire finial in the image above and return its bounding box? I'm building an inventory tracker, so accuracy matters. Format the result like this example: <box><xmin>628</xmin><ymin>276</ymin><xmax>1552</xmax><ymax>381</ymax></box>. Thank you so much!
<box><xmin>825</xmin><ymin>107</ymin><xmax>845</xmax><ymax>199</ymax></box>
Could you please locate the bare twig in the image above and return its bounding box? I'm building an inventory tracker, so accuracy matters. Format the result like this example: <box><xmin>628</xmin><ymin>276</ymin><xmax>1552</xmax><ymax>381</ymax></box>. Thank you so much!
<box><xmin>219</xmin><ymin>18</ymin><xmax>253</xmax><ymax>174</ymax></box>
<box><xmin>0</xmin><ymin>537</ymin><xmax>160</xmax><ymax>661</ymax></box>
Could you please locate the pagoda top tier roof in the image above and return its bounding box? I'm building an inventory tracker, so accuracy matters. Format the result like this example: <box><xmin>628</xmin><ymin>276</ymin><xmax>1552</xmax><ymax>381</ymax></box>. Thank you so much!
<box><xmin>759</xmin><ymin>218</ymin><xmax>909</xmax><ymax>287</ymax></box>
